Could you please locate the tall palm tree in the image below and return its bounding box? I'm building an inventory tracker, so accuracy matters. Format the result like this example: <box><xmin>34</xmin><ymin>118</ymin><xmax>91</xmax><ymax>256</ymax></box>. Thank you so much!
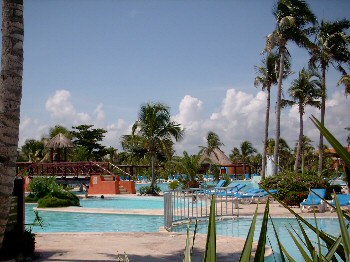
<box><xmin>0</xmin><ymin>0</ymin><xmax>24</xmax><ymax>247</ymax></box>
<box><xmin>132</xmin><ymin>102</ymin><xmax>184</xmax><ymax>194</ymax></box>
<box><xmin>266</xmin><ymin>0</ymin><xmax>316</xmax><ymax>175</ymax></box>
<box><xmin>254</xmin><ymin>51</ymin><xmax>291</xmax><ymax>178</ymax></box>
<box><xmin>282</xmin><ymin>68</ymin><xmax>321</xmax><ymax>171</ymax></box>
<box><xmin>199</xmin><ymin>131</ymin><xmax>224</xmax><ymax>173</ymax></box>
<box><xmin>338</xmin><ymin>74</ymin><xmax>350</xmax><ymax>96</ymax></box>
<box><xmin>240</xmin><ymin>140</ymin><xmax>257</xmax><ymax>163</ymax></box>
<box><xmin>309</xmin><ymin>19</ymin><xmax>350</xmax><ymax>173</ymax></box>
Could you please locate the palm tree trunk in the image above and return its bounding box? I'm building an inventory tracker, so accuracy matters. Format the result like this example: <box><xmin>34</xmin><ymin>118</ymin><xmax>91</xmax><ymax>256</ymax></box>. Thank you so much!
<box><xmin>294</xmin><ymin>107</ymin><xmax>303</xmax><ymax>171</ymax></box>
<box><xmin>273</xmin><ymin>43</ymin><xmax>286</xmax><ymax>176</ymax></box>
<box><xmin>150</xmin><ymin>154</ymin><xmax>156</xmax><ymax>193</ymax></box>
<box><xmin>0</xmin><ymin>0</ymin><xmax>24</xmax><ymax>248</ymax></box>
<box><xmin>261</xmin><ymin>87</ymin><xmax>271</xmax><ymax>179</ymax></box>
<box><xmin>318</xmin><ymin>62</ymin><xmax>326</xmax><ymax>174</ymax></box>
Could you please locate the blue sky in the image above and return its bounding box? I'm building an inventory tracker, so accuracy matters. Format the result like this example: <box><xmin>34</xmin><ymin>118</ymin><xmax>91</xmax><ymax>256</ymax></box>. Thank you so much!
<box><xmin>4</xmin><ymin>0</ymin><xmax>350</xmax><ymax>155</ymax></box>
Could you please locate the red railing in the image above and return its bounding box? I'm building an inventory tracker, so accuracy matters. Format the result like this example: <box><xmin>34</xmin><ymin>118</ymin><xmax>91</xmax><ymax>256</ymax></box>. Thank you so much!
<box><xmin>16</xmin><ymin>161</ymin><xmax>121</xmax><ymax>178</ymax></box>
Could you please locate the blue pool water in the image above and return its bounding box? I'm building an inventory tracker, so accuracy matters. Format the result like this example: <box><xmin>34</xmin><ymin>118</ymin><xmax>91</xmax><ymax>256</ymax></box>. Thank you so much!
<box><xmin>172</xmin><ymin>217</ymin><xmax>347</xmax><ymax>261</ymax></box>
<box><xmin>25</xmin><ymin>204</ymin><xmax>163</xmax><ymax>233</ymax></box>
<box><xmin>80</xmin><ymin>196</ymin><xmax>164</xmax><ymax>209</ymax></box>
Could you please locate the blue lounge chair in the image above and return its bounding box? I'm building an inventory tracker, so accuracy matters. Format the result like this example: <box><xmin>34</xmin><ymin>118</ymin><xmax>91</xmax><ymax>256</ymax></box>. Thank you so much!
<box><xmin>200</xmin><ymin>179</ymin><xmax>226</xmax><ymax>194</ymax></box>
<box><xmin>215</xmin><ymin>183</ymin><xmax>247</xmax><ymax>197</ymax></box>
<box><xmin>234</xmin><ymin>189</ymin><xmax>277</xmax><ymax>203</ymax></box>
<box><xmin>300</xmin><ymin>188</ymin><xmax>327</xmax><ymax>213</ymax></box>
<box><xmin>329</xmin><ymin>194</ymin><xmax>350</xmax><ymax>212</ymax></box>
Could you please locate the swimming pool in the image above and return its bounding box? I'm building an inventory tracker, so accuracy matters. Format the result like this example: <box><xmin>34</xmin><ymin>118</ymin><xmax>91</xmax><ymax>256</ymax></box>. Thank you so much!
<box><xmin>80</xmin><ymin>196</ymin><xmax>164</xmax><ymax>210</ymax></box>
<box><xmin>172</xmin><ymin>217</ymin><xmax>346</xmax><ymax>261</ymax></box>
<box><xmin>25</xmin><ymin>204</ymin><xmax>163</xmax><ymax>233</ymax></box>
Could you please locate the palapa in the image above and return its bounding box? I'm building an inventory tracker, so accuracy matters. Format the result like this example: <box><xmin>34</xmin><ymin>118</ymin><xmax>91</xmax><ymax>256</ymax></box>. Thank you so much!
<box><xmin>46</xmin><ymin>133</ymin><xmax>74</xmax><ymax>149</ymax></box>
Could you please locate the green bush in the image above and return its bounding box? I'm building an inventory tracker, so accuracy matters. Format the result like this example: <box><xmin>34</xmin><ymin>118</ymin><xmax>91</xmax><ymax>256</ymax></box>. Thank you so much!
<box><xmin>168</xmin><ymin>180</ymin><xmax>180</xmax><ymax>190</ymax></box>
<box><xmin>283</xmin><ymin>191</ymin><xmax>309</xmax><ymax>206</ymax></box>
<box><xmin>25</xmin><ymin>193</ymin><xmax>39</xmax><ymax>203</ymax></box>
<box><xmin>139</xmin><ymin>185</ymin><xmax>161</xmax><ymax>195</ymax></box>
<box><xmin>38</xmin><ymin>190</ymin><xmax>80</xmax><ymax>208</ymax></box>
<box><xmin>28</xmin><ymin>176</ymin><xmax>62</xmax><ymax>199</ymax></box>
<box><xmin>260</xmin><ymin>171</ymin><xmax>331</xmax><ymax>204</ymax></box>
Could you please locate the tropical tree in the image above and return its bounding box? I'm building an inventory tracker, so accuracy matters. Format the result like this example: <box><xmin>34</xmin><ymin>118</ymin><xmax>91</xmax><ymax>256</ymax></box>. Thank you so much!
<box><xmin>49</xmin><ymin>125</ymin><xmax>71</xmax><ymax>139</ymax></box>
<box><xmin>309</xmin><ymin>19</ymin><xmax>350</xmax><ymax>173</ymax></box>
<box><xmin>338</xmin><ymin>74</ymin><xmax>350</xmax><ymax>96</ymax></box>
<box><xmin>0</xmin><ymin>0</ymin><xmax>24</xmax><ymax>248</ymax></box>
<box><xmin>240</xmin><ymin>140</ymin><xmax>258</xmax><ymax>163</ymax></box>
<box><xmin>20</xmin><ymin>139</ymin><xmax>45</xmax><ymax>162</ymax></box>
<box><xmin>266</xmin><ymin>138</ymin><xmax>293</xmax><ymax>172</ymax></box>
<box><xmin>170</xmin><ymin>151</ymin><xmax>203</xmax><ymax>188</ymax></box>
<box><xmin>132</xmin><ymin>102</ymin><xmax>184</xmax><ymax>194</ymax></box>
<box><xmin>282</xmin><ymin>68</ymin><xmax>321</xmax><ymax>171</ymax></box>
<box><xmin>254</xmin><ymin>51</ymin><xmax>291</xmax><ymax>179</ymax></box>
<box><xmin>229</xmin><ymin>147</ymin><xmax>242</xmax><ymax>163</ymax></box>
<box><xmin>266</xmin><ymin>0</ymin><xmax>316</xmax><ymax>175</ymax></box>
<box><xmin>199</xmin><ymin>131</ymin><xmax>224</xmax><ymax>173</ymax></box>
<box><xmin>71</xmin><ymin>124</ymin><xmax>107</xmax><ymax>161</ymax></box>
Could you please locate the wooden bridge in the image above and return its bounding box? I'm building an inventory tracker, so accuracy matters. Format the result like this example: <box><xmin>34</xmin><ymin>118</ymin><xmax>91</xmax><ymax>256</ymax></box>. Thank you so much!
<box><xmin>16</xmin><ymin>161</ymin><xmax>130</xmax><ymax>179</ymax></box>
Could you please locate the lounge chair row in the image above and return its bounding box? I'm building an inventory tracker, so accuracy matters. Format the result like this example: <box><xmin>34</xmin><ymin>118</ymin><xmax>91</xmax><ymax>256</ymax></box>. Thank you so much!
<box><xmin>300</xmin><ymin>189</ymin><xmax>350</xmax><ymax>213</ymax></box>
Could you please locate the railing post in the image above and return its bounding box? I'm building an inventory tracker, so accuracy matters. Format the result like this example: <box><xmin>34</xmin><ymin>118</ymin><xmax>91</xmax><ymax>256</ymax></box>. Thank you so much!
<box><xmin>164</xmin><ymin>192</ymin><xmax>173</xmax><ymax>231</ymax></box>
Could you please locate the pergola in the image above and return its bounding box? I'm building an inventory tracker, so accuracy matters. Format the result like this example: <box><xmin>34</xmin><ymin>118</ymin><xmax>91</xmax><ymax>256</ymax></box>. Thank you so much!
<box><xmin>45</xmin><ymin>133</ymin><xmax>74</xmax><ymax>162</ymax></box>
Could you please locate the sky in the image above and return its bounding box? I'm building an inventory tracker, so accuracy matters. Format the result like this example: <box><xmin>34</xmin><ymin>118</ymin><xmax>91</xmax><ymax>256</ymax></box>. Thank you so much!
<box><xmin>2</xmin><ymin>0</ymin><xmax>350</xmax><ymax>156</ymax></box>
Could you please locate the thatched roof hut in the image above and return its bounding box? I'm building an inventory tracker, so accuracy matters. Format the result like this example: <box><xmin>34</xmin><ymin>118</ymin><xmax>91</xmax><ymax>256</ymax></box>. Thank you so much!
<box><xmin>46</xmin><ymin>133</ymin><xmax>74</xmax><ymax>162</ymax></box>
<box><xmin>200</xmin><ymin>148</ymin><xmax>232</xmax><ymax>166</ymax></box>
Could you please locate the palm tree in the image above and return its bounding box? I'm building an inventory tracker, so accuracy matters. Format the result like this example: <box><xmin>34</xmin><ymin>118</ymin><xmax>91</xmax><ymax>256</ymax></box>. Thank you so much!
<box><xmin>0</xmin><ymin>0</ymin><xmax>24</xmax><ymax>247</ymax></box>
<box><xmin>132</xmin><ymin>102</ymin><xmax>184</xmax><ymax>194</ymax></box>
<box><xmin>309</xmin><ymin>19</ymin><xmax>350</xmax><ymax>173</ymax></box>
<box><xmin>171</xmin><ymin>151</ymin><xmax>203</xmax><ymax>188</ymax></box>
<box><xmin>240</xmin><ymin>140</ymin><xmax>258</xmax><ymax>163</ymax></box>
<box><xmin>338</xmin><ymin>74</ymin><xmax>350</xmax><ymax>96</ymax></box>
<box><xmin>282</xmin><ymin>68</ymin><xmax>321</xmax><ymax>171</ymax></box>
<box><xmin>199</xmin><ymin>131</ymin><xmax>224</xmax><ymax>174</ymax></box>
<box><xmin>254</xmin><ymin>51</ymin><xmax>291</xmax><ymax>178</ymax></box>
<box><xmin>266</xmin><ymin>0</ymin><xmax>316</xmax><ymax>175</ymax></box>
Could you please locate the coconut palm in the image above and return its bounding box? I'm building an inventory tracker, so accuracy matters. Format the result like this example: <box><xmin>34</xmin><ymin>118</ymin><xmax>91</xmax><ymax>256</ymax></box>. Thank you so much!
<box><xmin>240</xmin><ymin>140</ymin><xmax>258</xmax><ymax>163</ymax></box>
<box><xmin>266</xmin><ymin>0</ymin><xmax>316</xmax><ymax>175</ymax></box>
<box><xmin>338</xmin><ymin>74</ymin><xmax>350</xmax><ymax>96</ymax></box>
<box><xmin>0</xmin><ymin>0</ymin><xmax>24</xmax><ymax>247</ymax></box>
<box><xmin>282</xmin><ymin>68</ymin><xmax>321</xmax><ymax>171</ymax></box>
<box><xmin>171</xmin><ymin>151</ymin><xmax>203</xmax><ymax>188</ymax></box>
<box><xmin>254</xmin><ymin>51</ymin><xmax>291</xmax><ymax>178</ymax></box>
<box><xmin>132</xmin><ymin>102</ymin><xmax>184</xmax><ymax>194</ymax></box>
<box><xmin>309</xmin><ymin>19</ymin><xmax>350</xmax><ymax>173</ymax></box>
<box><xmin>199</xmin><ymin>131</ymin><xmax>224</xmax><ymax>173</ymax></box>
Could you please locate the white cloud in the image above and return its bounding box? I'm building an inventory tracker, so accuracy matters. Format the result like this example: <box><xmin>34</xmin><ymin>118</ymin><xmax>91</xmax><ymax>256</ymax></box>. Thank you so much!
<box><xmin>45</xmin><ymin>89</ymin><xmax>91</xmax><ymax>125</ymax></box>
<box><xmin>19</xmin><ymin>88</ymin><xmax>350</xmax><ymax>157</ymax></box>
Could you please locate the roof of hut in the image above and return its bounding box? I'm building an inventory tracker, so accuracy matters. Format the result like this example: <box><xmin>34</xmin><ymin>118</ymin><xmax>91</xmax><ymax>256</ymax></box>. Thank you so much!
<box><xmin>200</xmin><ymin>148</ymin><xmax>232</xmax><ymax>166</ymax></box>
<box><xmin>45</xmin><ymin>133</ymin><xmax>74</xmax><ymax>149</ymax></box>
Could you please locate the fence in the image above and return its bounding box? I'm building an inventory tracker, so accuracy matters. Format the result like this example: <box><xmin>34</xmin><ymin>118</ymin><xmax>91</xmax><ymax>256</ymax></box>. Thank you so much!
<box><xmin>164</xmin><ymin>187</ymin><xmax>240</xmax><ymax>231</ymax></box>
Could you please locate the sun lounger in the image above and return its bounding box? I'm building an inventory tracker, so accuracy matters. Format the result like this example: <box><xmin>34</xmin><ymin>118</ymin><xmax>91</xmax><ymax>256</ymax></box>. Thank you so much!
<box><xmin>300</xmin><ymin>188</ymin><xmax>327</xmax><ymax>213</ymax></box>
<box><xmin>214</xmin><ymin>183</ymin><xmax>247</xmax><ymax>197</ymax></box>
<box><xmin>199</xmin><ymin>179</ymin><xmax>226</xmax><ymax>194</ymax></box>
<box><xmin>233</xmin><ymin>189</ymin><xmax>277</xmax><ymax>204</ymax></box>
<box><xmin>329</xmin><ymin>194</ymin><xmax>350</xmax><ymax>212</ymax></box>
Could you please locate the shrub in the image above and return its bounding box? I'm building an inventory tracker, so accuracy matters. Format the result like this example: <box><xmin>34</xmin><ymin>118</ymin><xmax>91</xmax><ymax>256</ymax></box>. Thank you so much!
<box><xmin>283</xmin><ymin>191</ymin><xmax>309</xmax><ymax>206</ymax></box>
<box><xmin>28</xmin><ymin>176</ymin><xmax>62</xmax><ymax>199</ymax></box>
<box><xmin>139</xmin><ymin>185</ymin><xmax>161</xmax><ymax>195</ymax></box>
<box><xmin>186</xmin><ymin>180</ymin><xmax>199</xmax><ymax>188</ymax></box>
<box><xmin>37</xmin><ymin>191</ymin><xmax>79</xmax><ymax>208</ymax></box>
<box><xmin>168</xmin><ymin>180</ymin><xmax>180</xmax><ymax>190</ymax></box>
<box><xmin>260</xmin><ymin>171</ymin><xmax>331</xmax><ymax>204</ymax></box>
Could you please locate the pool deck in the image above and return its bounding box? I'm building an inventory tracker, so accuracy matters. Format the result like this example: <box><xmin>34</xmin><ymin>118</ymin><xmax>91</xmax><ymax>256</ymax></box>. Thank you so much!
<box><xmin>33</xmin><ymin>195</ymin><xmax>340</xmax><ymax>261</ymax></box>
<box><xmin>34</xmin><ymin>232</ymin><xmax>270</xmax><ymax>261</ymax></box>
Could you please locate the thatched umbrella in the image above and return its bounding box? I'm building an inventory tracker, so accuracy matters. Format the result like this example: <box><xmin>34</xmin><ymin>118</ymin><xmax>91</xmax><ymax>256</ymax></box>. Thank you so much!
<box><xmin>46</xmin><ymin>133</ymin><xmax>74</xmax><ymax>162</ymax></box>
